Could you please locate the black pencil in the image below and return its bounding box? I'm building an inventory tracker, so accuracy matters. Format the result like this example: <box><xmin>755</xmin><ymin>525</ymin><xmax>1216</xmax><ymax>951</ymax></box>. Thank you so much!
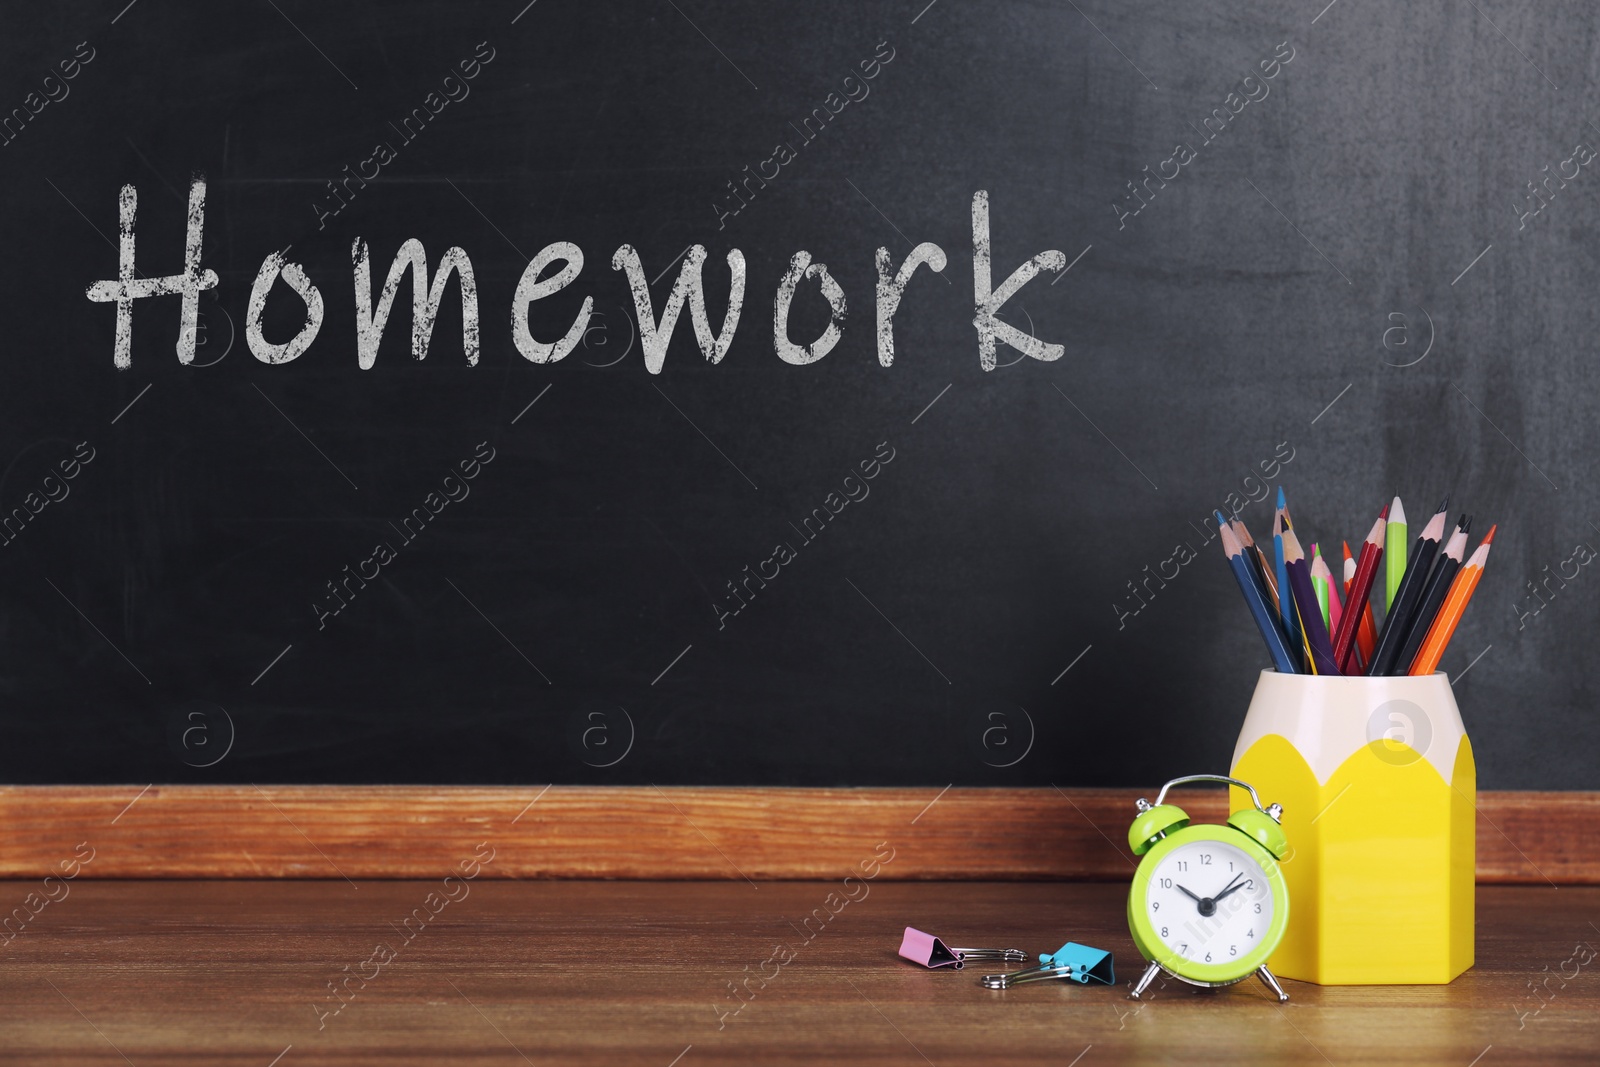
<box><xmin>1389</xmin><ymin>515</ymin><xmax>1470</xmax><ymax>676</ymax></box>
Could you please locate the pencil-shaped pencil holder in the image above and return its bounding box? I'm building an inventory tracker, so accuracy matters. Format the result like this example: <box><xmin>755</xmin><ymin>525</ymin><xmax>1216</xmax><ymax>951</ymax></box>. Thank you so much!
<box><xmin>1228</xmin><ymin>670</ymin><xmax>1474</xmax><ymax>984</ymax></box>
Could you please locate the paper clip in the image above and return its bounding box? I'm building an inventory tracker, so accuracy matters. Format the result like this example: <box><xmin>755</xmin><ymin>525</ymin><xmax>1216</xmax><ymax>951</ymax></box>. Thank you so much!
<box><xmin>980</xmin><ymin>942</ymin><xmax>1115</xmax><ymax>988</ymax></box>
<box><xmin>897</xmin><ymin>927</ymin><xmax>1028</xmax><ymax>970</ymax></box>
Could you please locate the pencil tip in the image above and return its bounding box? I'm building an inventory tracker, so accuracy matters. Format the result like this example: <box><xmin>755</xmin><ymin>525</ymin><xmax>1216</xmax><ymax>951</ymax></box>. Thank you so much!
<box><xmin>1215</xmin><ymin>509</ymin><xmax>1228</xmax><ymax>527</ymax></box>
<box><xmin>1380</xmin><ymin>503</ymin><xmax>1389</xmax><ymax>519</ymax></box>
<box><xmin>1484</xmin><ymin>524</ymin><xmax>1498</xmax><ymax>544</ymax></box>
<box><xmin>1436</xmin><ymin>495</ymin><xmax>1449</xmax><ymax>513</ymax></box>
<box><xmin>1458</xmin><ymin>514</ymin><xmax>1471</xmax><ymax>532</ymax></box>
<box><xmin>1276</xmin><ymin>486</ymin><xmax>1286</xmax><ymax>508</ymax></box>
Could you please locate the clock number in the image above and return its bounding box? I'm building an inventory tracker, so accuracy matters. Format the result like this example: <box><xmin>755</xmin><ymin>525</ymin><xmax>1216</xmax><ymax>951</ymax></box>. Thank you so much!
<box><xmin>1176</xmin><ymin>860</ymin><xmax>1187</xmax><ymax>871</ymax></box>
<box><xmin>1151</xmin><ymin>901</ymin><xmax>1159</xmax><ymax>911</ymax></box>
<box><xmin>1161</xmin><ymin>926</ymin><xmax>1168</xmax><ymax>937</ymax></box>
<box><xmin>1205</xmin><ymin>952</ymin><xmax>1212</xmax><ymax>963</ymax></box>
<box><xmin>1241</xmin><ymin>879</ymin><xmax>1254</xmax><ymax>891</ymax></box>
<box><xmin>1178</xmin><ymin>943</ymin><xmax>1188</xmax><ymax>954</ymax></box>
<box><xmin>1159</xmin><ymin>878</ymin><xmax>1172</xmax><ymax>888</ymax></box>
<box><xmin>1228</xmin><ymin>861</ymin><xmax>1235</xmax><ymax>871</ymax></box>
<box><xmin>1200</xmin><ymin>854</ymin><xmax>1212</xmax><ymax>865</ymax></box>
<box><xmin>1254</xmin><ymin>903</ymin><xmax>1261</xmax><ymax>913</ymax></box>
<box><xmin>1229</xmin><ymin>945</ymin><xmax>1237</xmax><ymax>956</ymax></box>
<box><xmin>1248</xmin><ymin>929</ymin><xmax>1254</xmax><ymax>938</ymax></box>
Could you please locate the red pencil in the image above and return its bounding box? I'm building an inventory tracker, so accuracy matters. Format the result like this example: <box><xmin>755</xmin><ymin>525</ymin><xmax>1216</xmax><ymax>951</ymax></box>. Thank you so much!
<box><xmin>1342</xmin><ymin>541</ymin><xmax>1377</xmax><ymax>669</ymax></box>
<box><xmin>1331</xmin><ymin>508</ymin><xmax>1387</xmax><ymax>674</ymax></box>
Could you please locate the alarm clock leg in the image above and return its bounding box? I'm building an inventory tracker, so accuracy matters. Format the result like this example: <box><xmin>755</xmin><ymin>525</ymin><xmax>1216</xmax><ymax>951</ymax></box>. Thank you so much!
<box><xmin>1256</xmin><ymin>965</ymin><xmax>1289</xmax><ymax>1003</ymax></box>
<box><xmin>1128</xmin><ymin>961</ymin><xmax>1163</xmax><ymax>1000</ymax></box>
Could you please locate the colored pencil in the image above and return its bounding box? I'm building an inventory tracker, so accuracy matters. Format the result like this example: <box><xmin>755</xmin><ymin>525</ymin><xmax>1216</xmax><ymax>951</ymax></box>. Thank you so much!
<box><xmin>1281</xmin><ymin>525</ymin><xmax>1341</xmax><ymax>675</ymax></box>
<box><xmin>1272</xmin><ymin>501</ymin><xmax>1290</xmax><ymax>632</ymax></box>
<box><xmin>1298</xmin><ymin>617</ymin><xmax>1316</xmax><ymax>672</ymax></box>
<box><xmin>1232</xmin><ymin>516</ymin><xmax>1298</xmax><ymax>665</ymax></box>
<box><xmin>1340</xmin><ymin>551</ymin><xmax>1367</xmax><ymax>673</ymax></box>
<box><xmin>1250</xmin><ymin>540</ymin><xmax>1296</xmax><ymax>668</ymax></box>
<box><xmin>1410</xmin><ymin>525</ymin><xmax>1497</xmax><ymax>676</ymax></box>
<box><xmin>1312</xmin><ymin>544</ymin><xmax>1341</xmax><ymax>637</ymax></box>
<box><xmin>1368</xmin><ymin>498</ymin><xmax>1448</xmax><ymax>676</ymax></box>
<box><xmin>1219</xmin><ymin>516</ymin><xmax>1299</xmax><ymax>674</ymax></box>
<box><xmin>1217</xmin><ymin>491</ymin><xmax>1495</xmax><ymax>680</ymax></box>
<box><xmin>1390</xmin><ymin>515</ymin><xmax>1471</xmax><ymax>676</ymax></box>
<box><xmin>1309</xmin><ymin>542</ymin><xmax>1330</xmax><ymax>630</ymax></box>
<box><xmin>1343</xmin><ymin>541</ymin><xmax>1377</xmax><ymax>666</ymax></box>
<box><xmin>1283</xmin><ymin>518</ymin><xmax>1317</xmax><ymax>674</ymax></box>
<box><xmin>1231</xmin><ymin>517</ymin><xmax>1274</xmax><ymax>613</ymax></box>
<box><xmin>1273</xmin><ymin>489</ymin><xmax>1302</xmax><ymax>659</ymax></box>
<box><xmin>1384</xmin><ymin>495</ymin><xmax>1407</xmax><ymax>612</ymax></box>
<box><xmin>1253</xmin><ymin>542</ymin><xmax>1280</xmax><ymax>602</ymax></box>
<box><xmin>1331</xmin><ymin>508</ymin><xmax>1386</xmax><ymax>674</ymax></box>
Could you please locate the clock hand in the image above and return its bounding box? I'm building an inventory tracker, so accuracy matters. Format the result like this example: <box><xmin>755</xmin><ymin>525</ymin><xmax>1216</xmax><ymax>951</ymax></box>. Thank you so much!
<box><xmin>1175</xmin><ymin>884</ymin><xmax>1202</xmax><ymax>903</ymax></box>
<box><xmin>1212</xmin><ymin>873</ymin><xmax>1248</xmax><ymax>903</ymax></box>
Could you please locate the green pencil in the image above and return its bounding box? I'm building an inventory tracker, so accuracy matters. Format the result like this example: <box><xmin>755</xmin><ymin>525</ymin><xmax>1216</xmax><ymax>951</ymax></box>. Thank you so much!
<box><xmin>1311</xmin><ymin>543</ymin><xmax>1331</xmax><ymax>630</ymax></box>
<box><xmin>1384</xmin><ymin>495</ymin><xmax>1407</xmax><ymax>611</ymax></box>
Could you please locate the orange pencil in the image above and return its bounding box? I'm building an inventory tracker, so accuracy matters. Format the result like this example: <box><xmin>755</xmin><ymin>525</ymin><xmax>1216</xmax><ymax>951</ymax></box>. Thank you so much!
<box><xmin>1343</xmin><ymin>540</ymin><xmax>1377</xmax><ymax>666</ymax></box>
<box><xmin>1409</xmin><ymin>525</ymin><xmax>1496</xmax><ymax>676</ymax></box>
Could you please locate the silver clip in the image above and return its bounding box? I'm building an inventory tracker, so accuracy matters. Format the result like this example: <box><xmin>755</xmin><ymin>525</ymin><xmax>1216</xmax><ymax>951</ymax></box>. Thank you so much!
<box><xmin>980</xmin><ymin>962</ymin><xmax>1077</xmax><ymax>989</ymax></box>
<box><xmin>952</xmin><ymin>948</ymin><xmax>1028</xmax><ymax>963</ymax></box>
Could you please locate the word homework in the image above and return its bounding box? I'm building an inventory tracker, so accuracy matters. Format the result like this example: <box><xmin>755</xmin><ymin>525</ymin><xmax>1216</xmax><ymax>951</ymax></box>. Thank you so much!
<box><xmin>86</xmin><ymin>183</ymin><xmax>1068</xmax><ymax>374</ymax></box>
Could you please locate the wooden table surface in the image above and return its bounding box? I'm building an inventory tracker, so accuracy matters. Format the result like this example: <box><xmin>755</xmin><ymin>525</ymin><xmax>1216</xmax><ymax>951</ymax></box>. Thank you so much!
<box><xmin>1</xmin><ymin>880</ymin><xmax>1595</xmax><ymax>1065</ymax></box>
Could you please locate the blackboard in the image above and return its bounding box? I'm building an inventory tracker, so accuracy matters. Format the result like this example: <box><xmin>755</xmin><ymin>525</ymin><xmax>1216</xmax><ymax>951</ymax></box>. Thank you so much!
<box><xmin>1</xmin><ymin>0</ymin><xmax>1593</xmax><ymax>788</ymax></box>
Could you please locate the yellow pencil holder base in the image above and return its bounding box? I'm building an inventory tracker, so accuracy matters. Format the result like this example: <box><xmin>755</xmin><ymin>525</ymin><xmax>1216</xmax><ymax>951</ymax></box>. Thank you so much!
<box><xmin>1229</xmin><ymin>670</ymin><xmax>1475</xmax><ymax>985</ymax></box>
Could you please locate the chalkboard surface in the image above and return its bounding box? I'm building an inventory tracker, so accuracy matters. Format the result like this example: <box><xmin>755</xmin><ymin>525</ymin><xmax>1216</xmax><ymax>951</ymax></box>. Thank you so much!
<box><xmin>1</xmin><ymin>0</ymin><xmax>1594</xmax><ymax>788</ymax></box>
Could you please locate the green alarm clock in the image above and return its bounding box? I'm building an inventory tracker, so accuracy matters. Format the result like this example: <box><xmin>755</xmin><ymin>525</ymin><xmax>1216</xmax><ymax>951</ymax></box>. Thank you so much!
<box><xmin>1125</xmin><ymin>774</ymin><xmax>1291</xmax><ymax>1002</ymax></box>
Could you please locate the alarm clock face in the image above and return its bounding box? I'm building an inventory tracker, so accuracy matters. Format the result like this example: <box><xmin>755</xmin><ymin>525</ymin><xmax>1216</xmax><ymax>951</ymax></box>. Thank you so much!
<box><xmin>1127</xmin><ymin>825</ymin><xmax>1289</xmax><ymax>986</ymax></box>
<box><xmin>1142</xmin><ymin>838</ymin><xmax>1273</xmax><ymax>967</ymax></box>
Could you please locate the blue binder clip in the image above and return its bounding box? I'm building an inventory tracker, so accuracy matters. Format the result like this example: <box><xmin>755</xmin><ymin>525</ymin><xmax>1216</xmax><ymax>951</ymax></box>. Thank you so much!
<box><xmin>979</xmin><ymin>942</ymin><xmax>1115</xmax><ymax>989</ymax></box>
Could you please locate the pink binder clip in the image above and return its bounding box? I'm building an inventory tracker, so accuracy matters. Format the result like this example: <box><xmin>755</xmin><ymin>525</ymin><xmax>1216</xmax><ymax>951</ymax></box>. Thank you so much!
<box><xmin>897</xmin><ymin>927</ymin><xmax>1027</xmax><ymax>970</ymax></box>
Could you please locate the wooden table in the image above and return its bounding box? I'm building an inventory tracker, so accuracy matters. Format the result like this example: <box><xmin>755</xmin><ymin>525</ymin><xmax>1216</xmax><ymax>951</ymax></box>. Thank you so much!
<box><xmin>2</xmin><ymin>881</ymin><xmax>1594</xmax><ymax>1065</ymax></box>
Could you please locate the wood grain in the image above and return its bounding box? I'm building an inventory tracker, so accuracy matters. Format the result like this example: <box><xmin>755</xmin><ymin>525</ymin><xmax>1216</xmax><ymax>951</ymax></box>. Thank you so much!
<box><xmin>0</xmin><ymin>786</ymin><xmax>1594</xmax><ymax>883</ymax></box>
<box><xmin>1</xmin><ymin>880</ymin><xmax>1595</xmax><ymax>1065</ymax></box>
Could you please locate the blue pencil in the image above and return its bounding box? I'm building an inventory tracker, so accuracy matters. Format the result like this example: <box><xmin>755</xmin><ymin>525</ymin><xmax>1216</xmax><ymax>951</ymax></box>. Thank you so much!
<box><xmin>1218</xmin><ymin>512</ymin><xmax>1299</xmax><ymax>673</ymax></box>
<box><xmin>1272</xmin><ymin>490</ymin><xmax>1302</xmax><ymax>665</ymax></box>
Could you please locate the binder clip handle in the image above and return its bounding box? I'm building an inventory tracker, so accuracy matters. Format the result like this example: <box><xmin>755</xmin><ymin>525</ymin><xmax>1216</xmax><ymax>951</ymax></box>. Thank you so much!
<box><xmin>980</xmin><ymin>962</ymin><xmax>1076</xmax><ymax>988</ymax></box>
<box><xmin>952</xmin><ymin>947</ymin><xmax>1029</xmax><ymax>963</ymax></box>
<box><xmin>979</xmin><ymin>942</ymin><xmax>1115</xmax><ymax>989</ymax></box>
